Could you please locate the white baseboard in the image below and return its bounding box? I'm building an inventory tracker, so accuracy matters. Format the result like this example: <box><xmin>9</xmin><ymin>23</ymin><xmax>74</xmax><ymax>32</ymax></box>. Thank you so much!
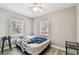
<box><xmin>51</xmin><ymin>45</ymin><xmax>65</xmax><ymax>51</ymax></box>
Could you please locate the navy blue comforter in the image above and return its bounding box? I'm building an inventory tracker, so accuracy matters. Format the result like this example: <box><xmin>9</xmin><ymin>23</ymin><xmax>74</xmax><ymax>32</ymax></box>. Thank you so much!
<box><xmin>31</xmin><ymin>37</ymin><xmax>47</xmax><ymax>44</ymax></box>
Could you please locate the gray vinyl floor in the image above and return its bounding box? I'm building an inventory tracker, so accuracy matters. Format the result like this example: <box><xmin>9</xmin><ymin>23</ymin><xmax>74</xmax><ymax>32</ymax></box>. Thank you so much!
<box><xmin>0</xmin><ymin>47</ymin><xmax>65</xmax><ymax>55</ymax></box>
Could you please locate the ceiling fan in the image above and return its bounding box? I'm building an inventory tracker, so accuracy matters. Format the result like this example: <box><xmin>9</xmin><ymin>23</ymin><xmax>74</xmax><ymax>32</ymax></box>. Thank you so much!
<box><xmin>31</xmin><ymin>3</ymin><xmax>44</xmax><ymax>12</ymax></box>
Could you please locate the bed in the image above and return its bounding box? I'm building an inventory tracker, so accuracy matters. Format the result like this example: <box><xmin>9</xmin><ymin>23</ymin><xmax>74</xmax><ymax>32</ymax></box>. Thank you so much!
<box><xmin>16</xmin><ymin>36</ymin><xmax>50</xmax><ymax>55</ymax></box>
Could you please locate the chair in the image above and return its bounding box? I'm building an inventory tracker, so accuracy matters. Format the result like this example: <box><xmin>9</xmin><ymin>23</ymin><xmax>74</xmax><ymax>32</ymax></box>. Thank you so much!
<box><xmin>65</xmin><ymin>41</ymin><xmax>79</xmax><ymax>55</ymax></box>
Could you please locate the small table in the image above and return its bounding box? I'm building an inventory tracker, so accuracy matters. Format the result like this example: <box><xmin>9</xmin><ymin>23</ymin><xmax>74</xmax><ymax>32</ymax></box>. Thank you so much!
<box><xmin>65</xmin><ymin>41</ymin><xmax>79</xmax><ymax>55</ymax></box>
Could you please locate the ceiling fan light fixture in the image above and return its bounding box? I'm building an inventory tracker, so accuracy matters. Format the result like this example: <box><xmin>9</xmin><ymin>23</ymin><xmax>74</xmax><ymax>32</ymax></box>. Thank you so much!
<box><xmin>32</xmin><ymin>7</ymin><xmax>39</xmax><ymax>12</ymax></box>
<box><xmin>32</xmin><ymin>3</ymin><xmax>43</xmax><ymax>12</ymax></box>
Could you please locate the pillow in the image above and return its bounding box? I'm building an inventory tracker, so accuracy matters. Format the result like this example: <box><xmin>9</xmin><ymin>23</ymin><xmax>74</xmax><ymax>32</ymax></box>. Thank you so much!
<box><xmin>23</xmin><ymin>36</ymin><xmax>31</xmax><ymax>43</ymax></box>
<box><xmin>20</xmin><ymin>36</ymin><xmax>31</xmax><ymax>43</ymax></box>
<box><xmin>26</xmin><ymin>35</ymin><xmax>36</xmax><ymax>39</ymax></box>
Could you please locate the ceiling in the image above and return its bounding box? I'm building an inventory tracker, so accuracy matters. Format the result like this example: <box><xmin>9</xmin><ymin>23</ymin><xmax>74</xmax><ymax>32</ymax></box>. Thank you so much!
<box><xmin>0</xmin><ymin>3</ymin><xmax>76</xmax><ymax>18</ymax></box>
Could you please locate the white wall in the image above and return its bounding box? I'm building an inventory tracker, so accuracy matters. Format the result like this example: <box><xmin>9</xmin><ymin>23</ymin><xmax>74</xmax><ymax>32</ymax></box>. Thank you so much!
<box><xmin>0</xmin><ymin>8</ymin><xmax>33</xmax><ymax>49</ymax></box>
<box><xmin>0</xmin><ymin>8</ymin><xmax>32</xmax><ymax>36</ymax></box>
<box><xmin>33</xmin><ymin>6</ymin><xmax>76</xmax><ymax>48</ymax></box>
<box><xmin>77</xmin><ymin>4</ymin><xmax>79</xmax><ymax>43</ymax></box>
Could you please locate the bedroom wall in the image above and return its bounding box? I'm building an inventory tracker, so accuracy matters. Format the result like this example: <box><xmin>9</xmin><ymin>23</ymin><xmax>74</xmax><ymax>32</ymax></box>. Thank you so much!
<box><xmin>77</xmin><ymin>4</ymin><xmax>79</xmax><ymax>43</ymax></box>
<box><xmin>0</xmin><ymin>8</ymin><xmax>33</xmax><ymax>36</ymax></box>
<box><xmin>33</xmin><ymin>6</ymin><xmax>76</xmax><ymax>48</ymax></box>
<box><xmin>0</xmin><ymin>8</ymin><xmax>33</xmax><ymax>49</ymax></box>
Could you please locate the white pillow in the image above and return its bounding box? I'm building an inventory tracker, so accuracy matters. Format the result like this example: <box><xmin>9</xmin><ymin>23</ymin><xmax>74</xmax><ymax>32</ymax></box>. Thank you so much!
<box><xmin>26</xmin><ymin>35</ymin><xmax>36</xmax><ymax>39</ymax></box>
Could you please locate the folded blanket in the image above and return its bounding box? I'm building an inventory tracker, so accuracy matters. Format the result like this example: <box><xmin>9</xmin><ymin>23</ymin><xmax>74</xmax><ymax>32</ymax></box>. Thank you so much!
<box><xmin>20</xmin><ymin>37</ymin><xmax>31</xmax><ymax>52</ymax></box>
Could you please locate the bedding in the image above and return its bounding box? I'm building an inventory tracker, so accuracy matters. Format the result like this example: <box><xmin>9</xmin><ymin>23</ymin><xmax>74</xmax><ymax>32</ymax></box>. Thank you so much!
<box><xmin>19</xmin><ymin>36</ymin><xmax>32</xmax><ymax>52</ymax></box>
<box><xmin>16</xmin><ymin>36</ymin><xmax>50</xmax><ymax>55</ymax></box>
<box><xmin>31</xmin><ymin>37</ymin><xmax>47</xmax><ymax>44</ymax></box>
<box><xmin>25</xmin><ymin>39</ymin><xmax>50</xmax><ymax>55</ymax></box>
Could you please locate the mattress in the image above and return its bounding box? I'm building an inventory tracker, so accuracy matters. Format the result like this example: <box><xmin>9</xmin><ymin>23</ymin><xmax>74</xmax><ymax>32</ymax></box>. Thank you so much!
<box><xmin>16</xmin><ymin>39</ymin><xmax>50</xmax><ymax>55</ymax></box>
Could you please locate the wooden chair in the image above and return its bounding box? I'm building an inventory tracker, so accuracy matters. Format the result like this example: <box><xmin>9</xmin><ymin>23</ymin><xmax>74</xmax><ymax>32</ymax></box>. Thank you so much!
<box><xmin>65</xmin><ymin>41</ymin><xmax>79</xmax><ymax>55</ymax></box>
